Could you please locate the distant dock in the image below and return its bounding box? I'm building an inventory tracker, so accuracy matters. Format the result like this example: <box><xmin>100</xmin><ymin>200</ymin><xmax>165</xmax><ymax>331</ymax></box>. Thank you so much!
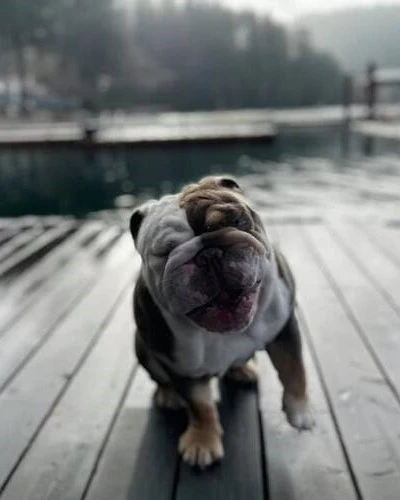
<box><xmin>352</xmin><ymin>120</ymin><xmax>400</xmax><ymax>140</ymax></box>
<box><xmin>2</xmin><ymin>104</ymin><xmax>400</xmax><ymax>148</ymax></box>
<box><xmin>0</xmin><ymin>113</ymin><xmax>278</xmax><ymax>149</ymax></box>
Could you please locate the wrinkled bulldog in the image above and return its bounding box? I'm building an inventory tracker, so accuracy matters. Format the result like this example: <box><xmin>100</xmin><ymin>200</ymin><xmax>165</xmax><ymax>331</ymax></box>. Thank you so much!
<box><xmin>130</xmin><ymin>176</ymin><xmax>314</xmax><ymax>468</ymax></box>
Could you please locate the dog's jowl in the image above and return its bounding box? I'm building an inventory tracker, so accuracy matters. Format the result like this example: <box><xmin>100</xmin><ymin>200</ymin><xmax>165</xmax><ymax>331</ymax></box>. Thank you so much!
<box><xmin>130</xmin><ymin>176</ymin><xmax>314</xmax><ymax>468</ymax></box>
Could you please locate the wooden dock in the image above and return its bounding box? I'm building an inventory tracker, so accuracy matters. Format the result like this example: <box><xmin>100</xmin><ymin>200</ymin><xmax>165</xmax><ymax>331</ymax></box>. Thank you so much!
<box><xmin>0</xmin><ymin>118</ymin><xmax>277</xmax><ymax>148</ymax></box>
<box><xmin>2</xmin><ymin>104</ymin><xmax>400</xmax><ymax>149</ymax></box>
<box><xmin>0</xmin><ymin>211</ymin><xmax>400</xmax><ymax>499</ymax></box>
<box><xmin>352</xmin><ymin>119</ymin><xmax>400</xmax><ymax>140</ymax></box>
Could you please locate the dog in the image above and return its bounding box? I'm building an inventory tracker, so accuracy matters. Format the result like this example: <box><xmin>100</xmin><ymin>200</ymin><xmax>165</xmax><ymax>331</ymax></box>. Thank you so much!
<box><xmin>129</xmin><ymin>176</ymin><xmax>314</xmax><ymax>468</ymax></box>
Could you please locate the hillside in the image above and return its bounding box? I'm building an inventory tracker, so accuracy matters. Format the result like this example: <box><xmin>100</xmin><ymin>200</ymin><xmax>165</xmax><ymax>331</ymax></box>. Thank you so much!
<box><xmin>299</xmin><ymin>5</ymin><xmax>400</xmax><ymax>75</ymax></box>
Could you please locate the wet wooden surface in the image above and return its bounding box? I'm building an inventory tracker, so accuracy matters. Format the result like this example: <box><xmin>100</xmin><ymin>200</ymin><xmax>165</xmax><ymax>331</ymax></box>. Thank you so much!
<box><xmin>0</xmin><ymin>212</ymin><xmax>399</xmax><ymax>499</ymax></box>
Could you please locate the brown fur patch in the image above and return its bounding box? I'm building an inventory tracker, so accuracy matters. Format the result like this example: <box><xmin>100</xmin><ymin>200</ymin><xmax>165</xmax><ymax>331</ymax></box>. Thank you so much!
<box><xmin>205</xmin><ymin>209</ymin><xmax>225</xmax><ymax>228</ymax></box>
<box><xmin>179</xmin><ymin>176</ymin><xmax>265</xmax><ymax>242</ymax></box>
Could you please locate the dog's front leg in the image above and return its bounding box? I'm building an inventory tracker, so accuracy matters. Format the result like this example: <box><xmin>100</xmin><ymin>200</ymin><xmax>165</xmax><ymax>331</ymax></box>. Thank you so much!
<box><xmin>266</xmin><ymin>312</ymin><xmax>315</xmax><ymax>430</ymax></box>
<box><xmin>175</xmin><ymin>377</ymin><xmax>223</xmax><ymax>468</ymax></box>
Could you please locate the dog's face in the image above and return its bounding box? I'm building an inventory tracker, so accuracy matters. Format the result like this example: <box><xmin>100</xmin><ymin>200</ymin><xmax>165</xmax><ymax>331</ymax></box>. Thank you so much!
<box><xmin>130</xmin><ymin>176</ymin><xmax>272</xmax><ymax>333</ymax></box>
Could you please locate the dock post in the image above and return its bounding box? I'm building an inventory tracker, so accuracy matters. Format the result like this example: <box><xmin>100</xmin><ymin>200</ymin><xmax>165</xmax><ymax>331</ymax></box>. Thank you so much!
<box><xmin>342</xmin><ymin>73</ymin><xmax>353</xmax><ymax>123</ymax></box>
<box><xmin>366</xmin><ymin>62</ymin><xmax>377</xmax><ymax>120</ymax></box>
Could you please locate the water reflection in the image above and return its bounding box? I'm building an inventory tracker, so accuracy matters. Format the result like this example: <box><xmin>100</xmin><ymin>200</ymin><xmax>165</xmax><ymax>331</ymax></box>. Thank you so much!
<box><xmin>0</xmin><ymin>127</ymin><xmax>399</xmax><ymax>216</ymax></box>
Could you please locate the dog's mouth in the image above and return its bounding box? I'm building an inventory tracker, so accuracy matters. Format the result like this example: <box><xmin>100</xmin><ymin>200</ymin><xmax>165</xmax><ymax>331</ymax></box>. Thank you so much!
<box><xmin>187</xmin><ymin>282</ymin><xmax>261</xmax><ymax>333</ymax></box>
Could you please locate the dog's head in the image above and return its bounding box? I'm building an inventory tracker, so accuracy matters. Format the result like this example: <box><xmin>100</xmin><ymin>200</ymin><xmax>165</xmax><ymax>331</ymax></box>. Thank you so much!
<box><xmin>130</xmin><ymin>176</ymin><xmax>273</xmax><ymax>333</ymax></box>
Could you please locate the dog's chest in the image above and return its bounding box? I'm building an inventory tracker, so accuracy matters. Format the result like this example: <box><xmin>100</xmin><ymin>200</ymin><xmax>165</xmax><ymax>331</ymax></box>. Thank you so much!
<box><xmin>162</xmin><ymin>279</ymin><xmax>292</xmax><ymax>378</ymax></box>
<box><xmin>173</xmin><ymin>330</ymin><xmax>260</xmax><ymax>377</ymax></box>
<box><xmin>162</xmin><ymin>315</ymin><xmax>282</xmax><ymax>378</ymax></box>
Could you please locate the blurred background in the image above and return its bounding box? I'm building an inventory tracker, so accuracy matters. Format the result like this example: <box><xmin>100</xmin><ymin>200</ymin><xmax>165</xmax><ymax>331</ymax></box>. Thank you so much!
<box><xmin>0</xmin><ymin>0</ymin><xmax>399</xmax><ymax>217</ymax></box>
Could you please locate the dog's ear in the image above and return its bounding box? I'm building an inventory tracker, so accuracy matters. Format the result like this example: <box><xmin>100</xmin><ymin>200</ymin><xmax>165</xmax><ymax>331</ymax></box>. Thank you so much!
<box><xmin>216</xmin><ymin>176</ymin><xmax>242</xmax><ymax>191</ymax></box>
<box><xmin>130</xmin><ymin>200</ymin><xmax>156</xmax><ymax>244</ymax></box>
<box><xmin>129</xmin><ymin>205</ymin><xmax>148</xmax><ymax>243</ymax></box>
<box><xmin>129</xmin><ymin>209</ymin><xmax>143</xmax><ymax>242</ymax></box>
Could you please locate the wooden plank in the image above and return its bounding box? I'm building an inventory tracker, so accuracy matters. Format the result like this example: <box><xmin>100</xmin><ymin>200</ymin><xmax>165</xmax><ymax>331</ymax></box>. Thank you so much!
<box><xmin>0</xmin><ymin>223</ymin><xmax>104</xmax><ymax>330</ymax></box>
<box><xmin>258</xmin><ymin>225</ymin><xmax>357</xmax><ymax>500</ymax></box>
<box><xmin>0</xmin><ymin>225</ymin><xmax>120</xmax><ymax>333</ymax></box>
<box><xmin>355</xmin><ymin>221</ymin><xmax>400</xmax><ymax>270</ymax></box>
<box><xmin>304</xmin><ymin>223</ymin><xmax>400</xmax><ymax>397</ymax></box>
<box><xmin>0</xmin><ymin>217</ymin><xmax>71</xmax><ymax>231</ymax></box>
<box><xmin>0</xmin><ymin>236</ymin><xmax>140</xmax><ymax>491</ymax></box>
<box><xmin>277</xmin><ymin>224</ymin><xmax>400</xmax><ymax>500</ymax></box>
<box><xmin>176</xmin><ymin>382</ymin><xmax>264</xmax><ymax>500</ymax></box>
<box><xmin>93</xmin><ymin>226</ymin><xmax>124</xmax><ymax>259</ymax></box>
<box><xmin>328</xmin><ymin>220</ymin><xmax>400</xmax><ymax>312</ymax></box>
<box><xmin>0</xmin><ymin>232</ymin><xmax>130</xmax><ymax>394</ymax></box>
<box><xmin>0</xmin><ymin>222</ymin><xmax>77</xmax><ymax>278</ymax></box>
<box><xmin>258</xmin><ymin>348</ymin><xmax>357</xmax><ymax>500</ymax></box>
<box><xmin>85</xmin><ymin>368</ymin><xmax>182</xmax><ymax>500</ymax></box>
<box><xmin>0</xmin><ymin>291</ymin><xmax>135</xmax><ymax>500</ymax></box>
<box><xmin>0</xmin><ymin>226</ymin><xmax>44</xmax><ymax>264</ymax></box>
<box><xmin>0</xmin><ymin>226</ymin><xmax>30</xmax><ymax>248</ymax></box>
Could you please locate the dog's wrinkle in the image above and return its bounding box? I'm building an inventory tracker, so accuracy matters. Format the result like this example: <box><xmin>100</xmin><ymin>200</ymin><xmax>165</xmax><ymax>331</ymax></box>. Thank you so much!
<box><xmin>152</xmin><ymin>231</ymin><xmax>194</xmax><ymax>259</ymax></box>
<box><xmin>136</xmin><ymin>194</ymin><xmax>194</xmax><ymax>258</ymax></box>
<box><xmin>180</xmin><ymin>178</ymin><xmax>257</xmax><ymax>237</ymax></box>
<box><xmin>162</xmin><ymin>262</ymin><xmax>221</xmax><ymax>316</ymax></box>
<box><xmin>204</xmin><ymin>203</ymin><xmax>252</xmax><ymax>233</ymax></box>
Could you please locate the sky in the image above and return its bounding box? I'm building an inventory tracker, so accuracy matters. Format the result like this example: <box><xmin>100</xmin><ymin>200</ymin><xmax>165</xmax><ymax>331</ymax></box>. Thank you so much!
<box><xmin>222</xmin><ymin>0</ymin><xmax>400</xmax><ymax>22</ymax></box>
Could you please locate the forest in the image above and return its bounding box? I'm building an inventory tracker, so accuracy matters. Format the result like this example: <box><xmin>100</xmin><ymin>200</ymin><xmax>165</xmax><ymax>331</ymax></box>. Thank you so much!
<box><xmin>0</xmin><ymin>0</ymin><xmax>345</xmax><ymax>112</ymax></box>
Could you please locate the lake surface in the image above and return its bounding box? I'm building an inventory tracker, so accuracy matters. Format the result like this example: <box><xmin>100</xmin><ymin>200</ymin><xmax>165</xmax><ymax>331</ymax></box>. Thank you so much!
<box><xmin>0</xmin><ymin>126</ymin><xmax>399</xmax><ymax>217</ymax></box>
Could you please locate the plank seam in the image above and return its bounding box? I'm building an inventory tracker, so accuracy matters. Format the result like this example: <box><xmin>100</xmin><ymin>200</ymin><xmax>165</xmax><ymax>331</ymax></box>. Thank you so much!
<box><xmin>350</xmin><ymin>219</ymin><xmax>400</xmax><ymax>270</ymax></box>
<box><xmin>296</xmin><ymin>307</ymin><xmax>363</xmax><ymax>500</ymax></box>
<box><xmin>171</xmin><ymin>454</ymin><xmax>182</xmax><ymax>500</ymax></box>
<box><xmin>0</xmin><ymin>223</ymin><xmax>77</xmax><ymax>278</ymax></box>
<box><xmin>80</xmin><ymin>363</ymin><xmax>139</xmax><ymax>500</ymax></box>
<box><xmin>257</xmin><ymin>399</ymin><xmax>269</xmax><ymax>500</ymax></box>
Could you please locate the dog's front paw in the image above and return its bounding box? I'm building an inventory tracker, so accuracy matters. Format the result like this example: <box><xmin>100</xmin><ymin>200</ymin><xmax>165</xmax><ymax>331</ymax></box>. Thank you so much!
<box><xmin>225</xmin><ymin>359</ymin><xmax>258</xmax><ymax>385</ymax></box>
<box><xmin>283</xmin><ymin>393</ymin><xmax>315</xmax><ymax>431</ymax></box>
<box><xmin>178</xmin><ymin>426</ymin><xmax>224</xmax><ymax>468</ymax></box>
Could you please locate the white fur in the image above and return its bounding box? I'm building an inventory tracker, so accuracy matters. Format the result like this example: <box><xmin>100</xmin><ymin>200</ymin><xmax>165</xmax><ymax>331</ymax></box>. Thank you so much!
<box><xmin>283</xmin><ymin>393</ymin><xmax>315</xmax><ymax>430</ymax></box>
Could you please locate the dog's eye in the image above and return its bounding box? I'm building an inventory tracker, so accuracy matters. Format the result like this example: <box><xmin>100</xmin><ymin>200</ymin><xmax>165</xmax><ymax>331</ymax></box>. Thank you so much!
<box><xmin>218</xmin><ymin>177</ymin><xmax>241</xmax><ymax>190</ymax></box>
<box><xmin>152</xmin><ymin>240</ymin><xmax>176</xmax><ymax>257</ymax></box>
<box><xmin>235</xmin><ymin>217</ymin><xmax>252</xmax><ymax>231</ymax></box>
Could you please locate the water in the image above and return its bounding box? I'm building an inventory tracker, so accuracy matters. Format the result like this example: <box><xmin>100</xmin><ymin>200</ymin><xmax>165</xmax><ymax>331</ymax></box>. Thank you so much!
<box><xmin>0</xmin><ymin>126</ymin><xmax>399</xmax><ymax>218</ymax></box>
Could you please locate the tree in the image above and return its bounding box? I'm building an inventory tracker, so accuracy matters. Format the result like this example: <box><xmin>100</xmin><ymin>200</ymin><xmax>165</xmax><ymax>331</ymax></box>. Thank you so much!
<box><xmin>0</xmin><ymin>0</ymin><xmax>60</xmax><ymax>113</ymax></box>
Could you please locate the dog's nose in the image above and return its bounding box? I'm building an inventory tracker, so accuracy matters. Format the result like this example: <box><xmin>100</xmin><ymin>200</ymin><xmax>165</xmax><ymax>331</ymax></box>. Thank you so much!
<box><xmin>218</xmin><ymin>285</ymin><xmax>246</xmax><ymax>304</ymax></box>
<box><xmin>195</xmin><ymin>247</ymin><xmax>224</xmax><ymax>270</ymax></box>
<box><xmin>227</xmin><ymin>285</ymin><xmax>246</xmax><ymax>300</ymax></box>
